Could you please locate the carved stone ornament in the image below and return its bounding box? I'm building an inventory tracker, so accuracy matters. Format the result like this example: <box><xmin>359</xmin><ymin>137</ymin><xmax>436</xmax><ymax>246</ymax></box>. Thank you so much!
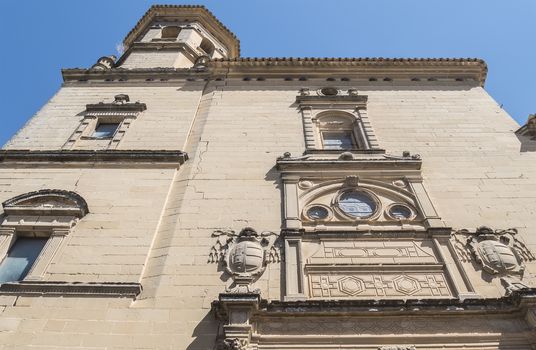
<box><xmin>501</xmin><ymin>276</ymin><xmax>530</xmax><ymax>296</ymax></box>
<box><xmin>217</xmin><ymin>338</ymin><xmax>248</xmax><ymax>350</ymax></box>
<box><xmin>452</xmin><ymin>226</ymin><xmax>535</xmax><ymax>276</ymax></box>
<box><xmin>194</xmin><ymin>55</ymin><xmax>210</xmax><ymax>69</ymax></box>
<box><xmin>378</xmin><ymin>346</ymin><xmax>416</xmax><ymax>350</ymax></box>
<box><xmin>299</xmin><ymin>88</ymin><xmax>310</xmax><ymax>96</ymax></box>
<box><xmin>90</xmin><ymin>55</ymin><xmax>116</xmax><ymax>70</ymax></box>
<box><xmin>209</xmin><ymin>227</ymin><xmax>280</xmax><ymax>293</ymax></box>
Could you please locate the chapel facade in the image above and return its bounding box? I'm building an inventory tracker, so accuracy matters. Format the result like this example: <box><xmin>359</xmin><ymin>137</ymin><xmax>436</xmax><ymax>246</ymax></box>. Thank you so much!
<box><xmin>0</xmin><ymin>5</ymin><xmax>536</xmax><ymax>350</ymax></box>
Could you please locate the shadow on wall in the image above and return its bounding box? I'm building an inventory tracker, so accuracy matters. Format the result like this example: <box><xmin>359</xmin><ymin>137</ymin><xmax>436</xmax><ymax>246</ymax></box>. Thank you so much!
<box><xmin>186</xmin><ymin>310</ymin><xmax>220</xmax><ymax>350</ymax></box>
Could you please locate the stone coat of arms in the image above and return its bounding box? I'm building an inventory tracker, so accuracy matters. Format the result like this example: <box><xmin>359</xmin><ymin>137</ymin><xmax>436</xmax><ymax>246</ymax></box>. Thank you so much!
<box><xmin>209</xmin><ymin>227</ymin><xmax>280</xmax><ymax>293</ymax></box>
<box><xmin>452</xmin><ymin>226</ymin><xmax>535</xmax><ymax>294</ymax></box>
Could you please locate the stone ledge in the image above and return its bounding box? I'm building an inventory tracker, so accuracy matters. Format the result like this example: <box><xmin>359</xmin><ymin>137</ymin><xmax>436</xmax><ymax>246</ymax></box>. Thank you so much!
<box><xmin>276</xmin><ymin>157</ymin><xmax>422</xmax><ymax>172</ymax></box>
<box><xmin>0</xmin><ymin>150</ymin><xmax>188</xmax><ymax>167</ymax></box>
<box><xmin>258</xmin><ymin>289</ymin><xmax>536</xmax><ymax>315</ymax></box>
<box><xmin>0</xmin><ymin>281</ymin><xmax>142</xmax><ymax>298</ymax></box>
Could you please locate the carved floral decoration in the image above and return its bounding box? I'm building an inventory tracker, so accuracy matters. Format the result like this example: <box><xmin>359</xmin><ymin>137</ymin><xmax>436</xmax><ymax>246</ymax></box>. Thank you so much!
<box><xmin>216</xmin><ymin>338</ymin><xmax>248</xmax><ymax>350</ymax></box>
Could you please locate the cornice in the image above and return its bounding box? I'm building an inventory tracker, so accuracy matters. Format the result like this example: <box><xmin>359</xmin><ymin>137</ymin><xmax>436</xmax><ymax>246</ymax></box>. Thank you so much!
<box><xmin>212</xmin><ymin>57</ymin><xmax>487</xmax><ymax>85</ymax></box>
<box><xmin>86</xmin><ymin>101</ymin><xmax>147</xmax><ymax>113</ymax></box>
<box><xmin>0</xmin><ymin>150</ymin><xmax>188</xmax><ymax>167</ymax></box>
<box><xmin>0</xmin><ymin>281</ymin><xmax>142</xmax><ymax>298</ymax></box>
<box><xmin>123</xmin><ymin>5</ymin><xmax>240</xmax><ymax>57</ymax></box>
<box><xmin>260</xmin><ymin>290</ymin><xmax>536</xmax><ymax>316</ymax></box>
<box><xmin>276</xmin><ymin>157</ymin><xmax>422</xmax><ymax>172</ymax></box>
<box><xmin>212</xmin><ymin>290</ymin><xmax>536</xmax><ymax>319</ymax></box>
<box><xmin>62</xmin><ymin>57</ymin><xmax>487</xmax><ymax>85</ymax></box>
<box><xmin>61</xmin><ymin>67</ymin><xmax>210</xmax><ymax>82</ymax></box>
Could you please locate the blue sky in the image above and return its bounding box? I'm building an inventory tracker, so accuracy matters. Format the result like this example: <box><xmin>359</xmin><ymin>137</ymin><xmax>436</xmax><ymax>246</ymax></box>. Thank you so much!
<box><xmin>1</xmin><ymin>0</ymin><xmax>535</xmax><ymax>146</ymax></box>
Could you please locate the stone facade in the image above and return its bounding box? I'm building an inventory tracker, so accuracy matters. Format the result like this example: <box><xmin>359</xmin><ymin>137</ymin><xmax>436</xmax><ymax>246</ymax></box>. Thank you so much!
<box><xmin>0</xmin><ymin>5</ymin><xmax>535</xmax><ymax>350</ymax></box>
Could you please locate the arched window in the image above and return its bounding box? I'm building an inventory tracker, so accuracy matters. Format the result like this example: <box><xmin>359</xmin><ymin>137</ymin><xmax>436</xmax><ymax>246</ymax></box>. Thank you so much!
<box><xmin>0</xmin><ymin>190</ymin><xmax>88</xmax><ymax>283</ymax></box>
<box><xmin>160</xmin><ymin>26</ymin><xmax>180</xmax><ymax>40</ymax></box>
<box><xmin>199</xmin><ymin>37</ymin><xmax>215</xmax><ymax>56</ymax></box>
<box><xmin>314</xmin><ymin>112</ymin><xmax>370</xmax><ymax>150</ymax></box>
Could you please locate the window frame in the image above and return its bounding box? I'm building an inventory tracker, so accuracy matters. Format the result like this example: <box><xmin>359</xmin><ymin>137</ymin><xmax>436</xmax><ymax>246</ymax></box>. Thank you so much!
<box><xmin>0</xmin><ymin>190</ymin><xmax>88</xmax><ymax>283</ymax></box>
<box><xmin>296</xmin><ymin>90</ymin><xmax>380</xmax><ymax>153</ymax></box>
<box><xmin>313</xmin><ymin>111</ymin><xmax>371</xmax><ymax>151</ymax></box>
<box><xmin>62</xmin><ymin>94</ymin><xmax>146</xmax><ymax>150</ymax></box>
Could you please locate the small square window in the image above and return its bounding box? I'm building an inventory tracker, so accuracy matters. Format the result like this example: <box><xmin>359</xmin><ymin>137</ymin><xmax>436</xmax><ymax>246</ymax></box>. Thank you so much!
<box><xmin>322</xmin><ymin>131</ymin><xmax>355</xmax><ymax>150</ymax></box>
<box><xmin>0</xmin><ymin>238</ymin><xmax>48</xmax><ymax>283</ymax></box>
<box><xmin>92</xmin><ymin>123</ymin><xmax>119</xmax><ymax>138</ymax></box>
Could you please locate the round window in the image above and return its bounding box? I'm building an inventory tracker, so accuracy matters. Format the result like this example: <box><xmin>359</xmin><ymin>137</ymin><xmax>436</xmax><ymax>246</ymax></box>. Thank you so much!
<box><xmin>321</xmin><ymin>87</ymin><xmax>338</xmax><ymax>96</ymax></box>
<box><xmin>337</xmin><ymin>191</ymin><xmax>377</xmax><ymax>218</ymax></box>
<box><xmin>388</xmin><ymin>204</ymin><xmax>413</xmax><ymax>220</ymax></box>
<box><xmin>306</xmin><ymin>206</ymin><xmax>329</xmax><ymax>220</ymax></box>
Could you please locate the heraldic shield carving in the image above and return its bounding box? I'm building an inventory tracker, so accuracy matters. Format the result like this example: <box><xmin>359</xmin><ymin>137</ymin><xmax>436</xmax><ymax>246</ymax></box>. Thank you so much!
<box><xmin>209</xmin><ymin>227</ymin><xmax>280</xmax><ymax>293</ymax></box>
<box><xmin>452</xmin><ymin>226</ymin><xmax>535</xmax><ymax>294</ymax></box>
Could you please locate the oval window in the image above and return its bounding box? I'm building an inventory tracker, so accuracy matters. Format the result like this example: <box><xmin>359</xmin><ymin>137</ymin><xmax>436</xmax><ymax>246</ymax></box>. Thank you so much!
<box><xmin>321</xmin><ymin>87</ymin><xmax>338</xmax><ymax>96</ymax></box>
<box><xmin>388</xmin><ymin>204</ymin><xmax>413</xmax><ymax>220</ymax></box>
<box><xmin>337</xmin><ymin>191</ymin><xmax>376</xmax><ymax>218</ymax></box>
<box><xmin>306</xmin><ymin>206</ymin><xmax>329</xmax><ymax>220</ymax></box>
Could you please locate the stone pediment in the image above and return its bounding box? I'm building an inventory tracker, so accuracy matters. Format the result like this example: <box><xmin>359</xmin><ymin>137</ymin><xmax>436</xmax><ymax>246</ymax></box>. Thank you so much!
<box><xmin>2</xmin><ymin>189</ymin><xmax>88</xmax><ymax>218</ymax></box>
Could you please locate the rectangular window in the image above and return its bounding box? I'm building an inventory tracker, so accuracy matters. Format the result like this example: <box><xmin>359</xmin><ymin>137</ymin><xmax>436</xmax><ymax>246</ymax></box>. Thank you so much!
<box><xmin>92</xmin><ymin>123</ymin><xmax>119</xmax><ymax>138</ymax></box>
<box><xmin>0</xmin><ymin>238</ymin><xmax>48</xmax><ymax>283</ymax></box>
<box><xmin>322</xmin><ymin>131</ymin><xmax>355</xmax><ymax>150</ymax></box>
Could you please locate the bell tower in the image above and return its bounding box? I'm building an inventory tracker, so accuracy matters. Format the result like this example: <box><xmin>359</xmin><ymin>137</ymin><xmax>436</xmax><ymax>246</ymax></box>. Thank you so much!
<box><xmin>115</xmin><ymin>5</ymin><xmax>239</xmax><ymax>69</ymax></box>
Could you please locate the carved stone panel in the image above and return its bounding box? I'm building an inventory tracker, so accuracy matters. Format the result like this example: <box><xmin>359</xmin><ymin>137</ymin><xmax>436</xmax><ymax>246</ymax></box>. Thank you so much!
<box><xmin>308</xmin><ymin>240</ymin><xmax>437</xmax><ymax>265</ymax></box>
<box><xmin>309</xmin><ymin>273</ymin><xmax>451</xmax><ymax>299</ymax></box>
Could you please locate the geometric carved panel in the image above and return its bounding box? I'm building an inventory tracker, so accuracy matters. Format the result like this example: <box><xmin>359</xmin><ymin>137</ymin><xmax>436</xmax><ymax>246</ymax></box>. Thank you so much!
<box><xmin>309</xmin><ymin>240</ymin><xmax>437</xmax><ymax>264</ymax></box>
<box><xmin>309</xmin><ymin>273</ymin><xmax>450</xmax><ymax>298</ymax></box>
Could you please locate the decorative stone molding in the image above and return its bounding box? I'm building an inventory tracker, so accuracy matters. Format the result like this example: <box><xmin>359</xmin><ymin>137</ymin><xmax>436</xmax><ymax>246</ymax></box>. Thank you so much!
<box><xmin>210</xmin><ymin>57</ymin><xmax>487</xmax><ymax>86</ymax></box>
<box><xmin>3</xmin><ymin>189</ymin><xmax>88</xmax><ymax>218</ymax></box>
<box><xmin>63</xmin><ymin>57</ymin><xmax>487</xmax><ymax>85</ymax></box>
<box><xmin>209</xmin><ymin>227</ymin><xmax>280</xmax><ymax>293</ymax></box>
<box><xmin>378</xmin><ymin>346</ymin><xmax>416</xmax><ymax>350</ymax></box>
<box><xmin>0</xmin><ymin>150</ymin><xmax>188</xmax><ymax>168</ymax></box>
<box><xmin>0</xmin><ymin>281</ymin><xmax>142</xmax><ymax>298</ymax></box>
<box><xmin>516</xmin><ymin>114</ymin><xmax>536</xmax><ymax>138</ymax></box>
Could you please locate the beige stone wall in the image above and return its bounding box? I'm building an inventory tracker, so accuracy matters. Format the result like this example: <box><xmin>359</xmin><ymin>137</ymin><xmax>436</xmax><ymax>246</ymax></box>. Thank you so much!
<box><xmin>3</xmin><ymin>84</ymin><xmax>205</xmax><ymax>151</ymax></box>
<box><xmin>0</xmin><ymin>167</ymin><xmax>174</xmax><ymax>283</ymax></box>
<box><xmin>0</xmin><ymin>77</ymin><xmax>535</xmax><ymax>349</ymax></box>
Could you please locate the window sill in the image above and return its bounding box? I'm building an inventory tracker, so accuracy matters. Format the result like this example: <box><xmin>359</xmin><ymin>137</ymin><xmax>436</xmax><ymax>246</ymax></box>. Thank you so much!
<box><xmin>80</xmin><ymin>136</ymin><xmax>114</xmax><ymax>140</ymax></box>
